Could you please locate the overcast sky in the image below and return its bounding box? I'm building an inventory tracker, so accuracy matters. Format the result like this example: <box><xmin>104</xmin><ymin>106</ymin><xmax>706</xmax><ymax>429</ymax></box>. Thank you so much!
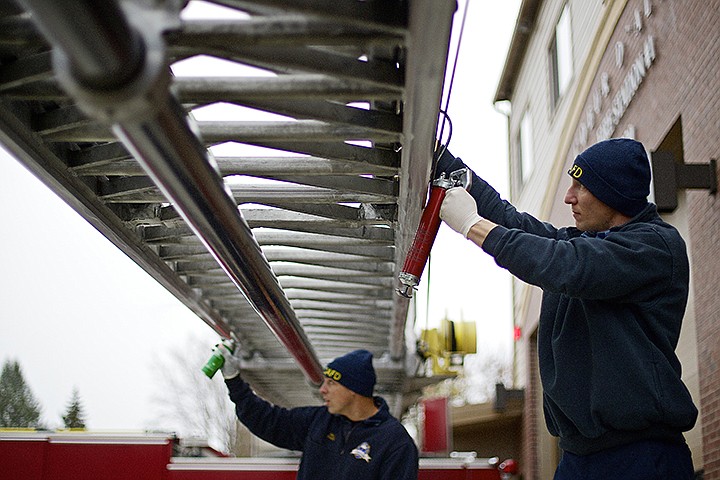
<box><xmin>0</xmin><ymin>1</ymin><xmax>521</xmax><ymax>431</ymax></box>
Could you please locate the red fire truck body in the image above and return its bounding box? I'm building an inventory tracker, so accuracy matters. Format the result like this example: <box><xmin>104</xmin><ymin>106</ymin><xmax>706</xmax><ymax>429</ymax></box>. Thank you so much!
<box><xmin>0</xmin><ymin>431</ymin><xmax>516</xmax><ymax>480</ymax></box>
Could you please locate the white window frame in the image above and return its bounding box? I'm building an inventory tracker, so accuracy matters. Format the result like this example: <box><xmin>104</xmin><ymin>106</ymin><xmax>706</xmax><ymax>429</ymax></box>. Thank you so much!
<box><xmin>518</xmin><ymin>111</ymin><xmax>534</xmax><ymax>185</ymax></box>
<box><xmin>550</xmin><ymin>3</ymin><xmax>574</xmax><ymax>105</ymax></box>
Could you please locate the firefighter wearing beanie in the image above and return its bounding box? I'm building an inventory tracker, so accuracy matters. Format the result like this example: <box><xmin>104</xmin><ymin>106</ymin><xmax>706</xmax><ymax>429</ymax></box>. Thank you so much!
<box><xmin>436</xmin><ymin>138</ymin><xmax>697</xmax><ymax>479</ymax></box>
<box><xmin>218</xmin><ymin>348</ymin><xmax>418</xmax><ymax>480</ymax></box>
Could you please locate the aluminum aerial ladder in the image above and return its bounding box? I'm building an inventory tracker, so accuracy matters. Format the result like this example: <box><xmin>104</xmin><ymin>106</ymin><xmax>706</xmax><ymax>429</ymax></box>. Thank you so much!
<box><xmin>0</xmin><ymin>0</ymin><xmax>456</xmax><ymax>414</ymax></box>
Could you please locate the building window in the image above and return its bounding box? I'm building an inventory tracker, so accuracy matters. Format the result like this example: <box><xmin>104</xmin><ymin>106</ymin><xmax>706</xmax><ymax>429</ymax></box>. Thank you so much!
<box><xmin>518</xmin><ymin>111</ymin><xmax>534</xmax><ymax>185</ymax></box>
<box><xmin>549</xmin><ymin>3</ymin><xmax>574</xmax><ymax>105</ymax></box>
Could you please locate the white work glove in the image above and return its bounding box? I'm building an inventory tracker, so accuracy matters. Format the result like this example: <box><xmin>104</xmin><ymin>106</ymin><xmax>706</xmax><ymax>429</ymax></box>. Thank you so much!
<box><xmin>439</xmin><ymin>187</ymin><xmax>483</xmax><ymax>238</ymax></box>
<box><xmin>217</xmin><ymin>339</ymin><xmax>240</xmax><ymax>380</ymax></box>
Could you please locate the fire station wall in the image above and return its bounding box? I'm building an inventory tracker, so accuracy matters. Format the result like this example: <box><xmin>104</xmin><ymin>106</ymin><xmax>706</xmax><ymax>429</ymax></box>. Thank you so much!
<box><xmin>548</xmin><ymin>0</ymin><xmax>720</xmax><ymax>476</ymax></box>
<box><xmin>451</xmin><ymin>405</ymin><xmax>522</xmax><ymax>465</ymax></box>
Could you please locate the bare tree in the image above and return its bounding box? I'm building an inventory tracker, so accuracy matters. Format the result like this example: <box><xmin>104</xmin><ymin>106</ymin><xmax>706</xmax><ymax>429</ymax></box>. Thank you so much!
<box><xmin>459</xmin><ymin>349</ymin><xmax>513</xmax><ymax>404</ymax></box>
<box><xmin>418</xmin><ymin>348</ymin><xmax>513</xmax><ymax>406</ymax></box>
<box><xmin>149</xmin><ymin>338</ymin><xmax>238</xmax><ymax>454</ymax></box>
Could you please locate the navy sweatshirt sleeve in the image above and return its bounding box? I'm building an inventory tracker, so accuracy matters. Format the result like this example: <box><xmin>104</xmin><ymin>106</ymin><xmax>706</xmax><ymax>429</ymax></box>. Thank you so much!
<box><xmin>225</xmin><ymin>375</ymin><xmax>318</xmax><ymax>452</ymax></box>
<box><xmin>483</xmin><ymin>222</ymin><xmax>680</xmax><ymax>301</ymax></box>
<box><xmin>437</xmin><ymin>149</ymin><xmax>680</xmax><ymax>301</ymax></box>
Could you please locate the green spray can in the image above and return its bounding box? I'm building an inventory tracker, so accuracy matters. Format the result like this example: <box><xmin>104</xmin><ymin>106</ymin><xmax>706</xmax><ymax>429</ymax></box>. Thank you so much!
<box><xmin>202</xmin><ymin>340</ymin><xmax>234</xmax><ymax>378</ymax></box>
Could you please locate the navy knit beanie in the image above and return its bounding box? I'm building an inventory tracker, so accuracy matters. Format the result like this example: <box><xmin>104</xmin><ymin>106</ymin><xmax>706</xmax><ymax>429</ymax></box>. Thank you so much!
<box><xmin>567</xmin><ymin>138</ymin><xmax>651</xmax><ymax>217</ymax></box>
<box><xmin>324</xmin><ymin>350</ymin><xmax>376</xmax><ymax>398</ymax></box>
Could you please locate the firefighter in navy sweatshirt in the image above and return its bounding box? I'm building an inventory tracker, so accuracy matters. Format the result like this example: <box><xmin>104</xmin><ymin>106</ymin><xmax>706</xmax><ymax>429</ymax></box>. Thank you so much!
<box><xmin>217</xmin><ymin>347</ymin><xmax>418</xmax><ymax>480</ymax></box>
<box><xmin>437</xmin><ymin>138</ymin><xmax>697</xmax><ymax>479</ymax></box>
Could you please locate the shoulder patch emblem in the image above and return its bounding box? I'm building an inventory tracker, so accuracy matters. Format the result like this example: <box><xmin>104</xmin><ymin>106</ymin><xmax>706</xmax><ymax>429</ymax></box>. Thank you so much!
<box><xmin>351</xmin><ymin>442</ymin><xmax>372</xmax><ymax>463</ymax></box>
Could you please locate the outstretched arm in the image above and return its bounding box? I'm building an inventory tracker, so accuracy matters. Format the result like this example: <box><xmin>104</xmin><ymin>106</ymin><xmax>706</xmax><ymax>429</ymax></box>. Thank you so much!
<box><xmin>436</xmin><ymin>148</ymin><xmax>559</xmax><ymax>237</ymax></box>
<box><xmin>225</xmin><ymin>375</ymin><xmax>317</xmax><ymax>452</ymax></box>
<box><xmin>440</xmin><ymin>186</ymin><xmax>498</xmax><ymax>246</ymax></box>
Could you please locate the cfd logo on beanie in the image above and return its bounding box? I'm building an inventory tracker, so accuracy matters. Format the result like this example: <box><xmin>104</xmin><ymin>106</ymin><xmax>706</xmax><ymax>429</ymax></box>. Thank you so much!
<box><xmin>567</xmin><ymin>138</ymin><xmax>650</xmax><ymax>217</ymax></box>
<box><xmin>568</xmin><ymin>164</ymin><xmax>583</xmax><ymax>178</ymax></box>
<box><xmin>324</xmin><ymin>350</ymin><xmax>376</xmax><ymax>398</ymax></box>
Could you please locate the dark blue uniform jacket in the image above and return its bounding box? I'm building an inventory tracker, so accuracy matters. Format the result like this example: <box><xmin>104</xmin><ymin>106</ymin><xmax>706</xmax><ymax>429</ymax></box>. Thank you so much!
<box><xmin>225</xmin><ymin>376</ymin><xmax>419</xmax><ymax>479</ymax></box>
<box><xmin>439</xmin><ymin>153</ymin><xmax>698</xmax><ymax>455</ymax></box>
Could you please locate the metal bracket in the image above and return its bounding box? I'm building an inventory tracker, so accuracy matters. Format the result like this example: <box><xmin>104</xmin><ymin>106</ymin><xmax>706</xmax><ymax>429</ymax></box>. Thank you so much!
<box><xmin>651</xmin><ymin>150</ymin><xmax>717</xmax><ymax>212</ymax></box>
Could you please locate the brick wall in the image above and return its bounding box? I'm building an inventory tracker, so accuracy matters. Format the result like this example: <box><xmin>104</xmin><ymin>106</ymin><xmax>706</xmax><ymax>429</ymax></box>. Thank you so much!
<box><xmin>681</xmin><ymin>1</ymin><xmax>720</xmax><ymax>474</ymax></box>
<box><xmin>620</xmin><ymin>1</ymin><xmax>720</xmax><ymax>476</ymax></box>
<box><xmin>691</xmin><ymin>183</ymin><xmax>720</xmax><ymax>478</ymax></box>
<box><xmin>604</xmin><ymin>0</ymin><xmax>720</xmax><ymax>476</ymax></box>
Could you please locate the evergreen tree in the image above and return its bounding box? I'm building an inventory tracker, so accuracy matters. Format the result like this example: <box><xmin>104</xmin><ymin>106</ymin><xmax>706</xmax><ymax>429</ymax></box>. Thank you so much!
<box><xmin>0</xmin><ymin>359</ymin><xmax>43</xmax><ymax>428</ymax></box>
<box><xmin>62</xmin><ymin>387</ymin><xmax>87</xmax><ymax>429</ymax></box>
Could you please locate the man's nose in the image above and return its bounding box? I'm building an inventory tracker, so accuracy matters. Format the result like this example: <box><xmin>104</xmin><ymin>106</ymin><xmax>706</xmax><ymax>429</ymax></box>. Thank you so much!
<box><xmin>564</xmin><ymin>187</ymin><xmax>575</xmax><ymax>204</ymax></box>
